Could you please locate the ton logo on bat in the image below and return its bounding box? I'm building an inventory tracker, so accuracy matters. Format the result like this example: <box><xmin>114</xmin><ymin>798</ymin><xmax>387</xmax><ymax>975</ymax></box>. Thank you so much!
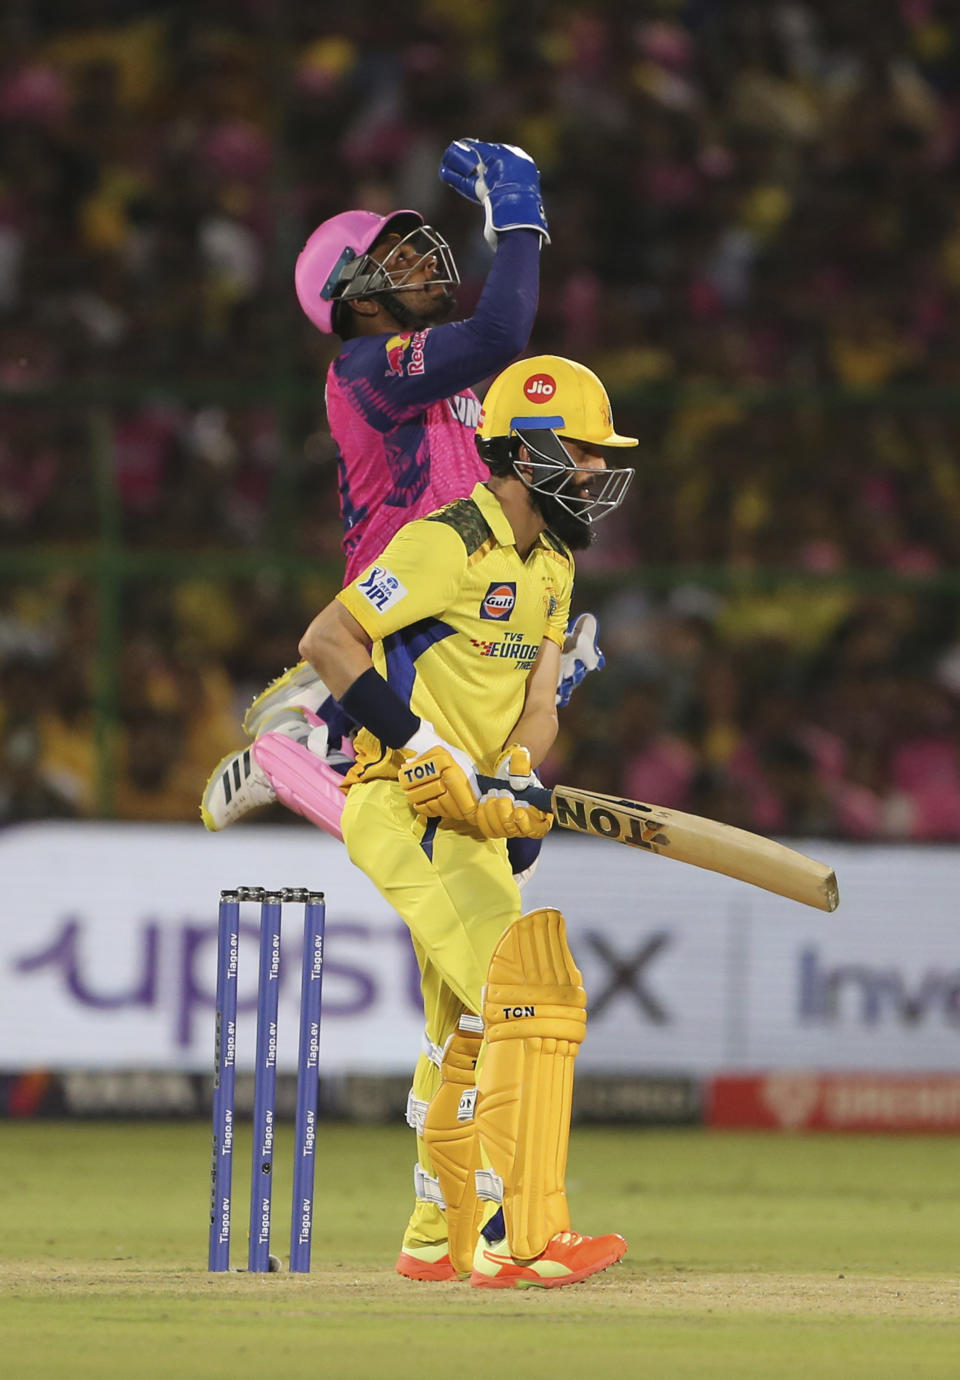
<box><xmin>553</xmin><ymin>793</ymin><xmax>667</xmax><ymax>850</ymax></box>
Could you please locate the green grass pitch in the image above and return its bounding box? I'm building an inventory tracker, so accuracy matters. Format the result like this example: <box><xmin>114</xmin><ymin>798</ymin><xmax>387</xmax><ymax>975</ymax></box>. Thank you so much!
<box><xmin>2</xmin><ymin>1122</ymin><xmax>958</xmax><ymax>1379</ymax></box>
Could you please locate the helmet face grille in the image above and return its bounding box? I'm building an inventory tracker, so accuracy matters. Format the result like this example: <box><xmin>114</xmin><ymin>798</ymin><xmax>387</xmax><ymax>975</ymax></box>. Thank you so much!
<box><xmin>338</xmin><ymin>225</ymin><xmax>459</xmax><ymax>302</ymax></box>
<box><xmin>513</xmin><ymin>428</ymin><xmax>634</xmax><ymax>525</ymax></box>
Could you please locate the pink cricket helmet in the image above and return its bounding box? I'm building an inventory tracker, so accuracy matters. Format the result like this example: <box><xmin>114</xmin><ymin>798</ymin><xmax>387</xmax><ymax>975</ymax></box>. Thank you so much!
<box><xmin>294</xmin><ymin>208</ymin><xmax>424</xmax><ymax>334</ymax></box>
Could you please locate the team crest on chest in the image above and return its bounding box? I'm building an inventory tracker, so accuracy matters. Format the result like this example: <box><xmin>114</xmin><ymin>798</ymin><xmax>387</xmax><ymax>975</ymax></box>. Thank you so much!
<box><xmin>479</xmin><ymin>581</ymin><xmax>516</xmax><ymax>621</ymax></box>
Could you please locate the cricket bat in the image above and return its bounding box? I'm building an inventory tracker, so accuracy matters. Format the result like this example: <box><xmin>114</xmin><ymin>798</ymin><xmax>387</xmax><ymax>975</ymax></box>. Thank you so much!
<box><xmin>476</xmin><ymin>778</ymin><xmax>839</xmax><ymax>912</ymax></box>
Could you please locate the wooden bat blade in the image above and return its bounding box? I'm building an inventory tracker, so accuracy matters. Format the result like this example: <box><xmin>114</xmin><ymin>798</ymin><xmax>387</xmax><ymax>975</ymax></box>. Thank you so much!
<box><xmin>478</xmin><ymin>776</ymin><xmax>839</xmax><ymax>912</ymax></box>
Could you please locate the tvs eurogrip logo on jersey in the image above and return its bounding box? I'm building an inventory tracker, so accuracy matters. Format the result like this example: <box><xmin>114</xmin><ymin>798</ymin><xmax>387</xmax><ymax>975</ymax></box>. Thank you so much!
<box><xmin>523</xmin><ymin>372</ymin><xmax>556</xmax><ymax>402</ymax></box>
<box><xmin>479</xmin><ymin>581</ymin><xmax>516</xmax><ymax>621</ymax></box>
<box><xmin>470</xmin><ymin>634</ymin><xmax>541</xmax><ymax>670</ymax></box>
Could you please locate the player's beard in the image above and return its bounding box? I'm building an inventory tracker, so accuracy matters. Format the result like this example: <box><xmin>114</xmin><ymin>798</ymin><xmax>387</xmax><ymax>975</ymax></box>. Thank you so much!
<box><xmin>379</xmin><ymin>286</ymin><xmax>456</xmax><ymax>332</ymax></box>
<box><xmin>530</xmin><ymin>489</ymin><xmax>593</xmax><ymax>551</ymax></box>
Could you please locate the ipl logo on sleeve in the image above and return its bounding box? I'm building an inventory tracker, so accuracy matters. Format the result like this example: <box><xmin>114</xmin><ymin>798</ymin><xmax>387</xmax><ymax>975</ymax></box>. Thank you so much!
<box><xmin>480</xmin><ymin>581</ymin><xmax>516</xmax><ymax>621</ymax></box>
<box><xmin>357</xmin><ymin>565</ymin><xmax>408</xmax><ymax>613</ymax></box>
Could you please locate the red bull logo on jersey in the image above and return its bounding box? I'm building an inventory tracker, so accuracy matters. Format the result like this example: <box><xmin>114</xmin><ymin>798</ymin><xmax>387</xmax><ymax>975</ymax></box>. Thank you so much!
<box><xmin>522</xmin><ymin>373</ymin><xmax>556</xmax><ymax>402</ymax></box>
<box><xmin>384</xmin><ymin>334</ymin><xmax>412</xmax><ymax>377</ymax></box>
<box><xmin>384</xmin><ymin>330</ymin><xmax>428</xmax><ymax>378</ymax></box>
<box><xmin>480</xmin><ymin>581</ymin><xmax>516</xmax><ymax>621</ymax></box>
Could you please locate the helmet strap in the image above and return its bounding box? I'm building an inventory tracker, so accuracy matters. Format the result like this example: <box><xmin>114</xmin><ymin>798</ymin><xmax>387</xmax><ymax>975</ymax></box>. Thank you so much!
<box><xmin>376</xmin><ymin>290</ymin><xmax>432</xmax><ymax>331</ymax></box>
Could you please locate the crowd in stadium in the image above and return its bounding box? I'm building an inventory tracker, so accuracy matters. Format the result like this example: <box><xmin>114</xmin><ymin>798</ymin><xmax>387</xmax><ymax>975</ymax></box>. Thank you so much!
<box><xmin>4</xmin><ymin>0</ymin><xmax>960</xmax><ymax>838</ymax></box>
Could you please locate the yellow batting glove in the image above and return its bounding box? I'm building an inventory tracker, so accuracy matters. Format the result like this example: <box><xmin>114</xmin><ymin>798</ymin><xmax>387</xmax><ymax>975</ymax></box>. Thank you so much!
<box><xmin>476</xmin><ymin>742</ymin><xmax>552</xmax><ymax>838</ymax></box>
<box><xmin>492</xmin><ymin>743</ymin><xmax>535</xmax><ymax>789</ymax></box>
<box><xmin>474</xmin><ymin>792</ymin><xmax>553</xmax><ymax>840</ymax></box>
<box><xmin>400</xmin><ymin>746</ymin><xmax>479</xmax><ymax>820</ymax></box>
<box><xmin>398</xmin><ymin>721</ymin><xmax>480</xmax><ymax>821</ymax></box>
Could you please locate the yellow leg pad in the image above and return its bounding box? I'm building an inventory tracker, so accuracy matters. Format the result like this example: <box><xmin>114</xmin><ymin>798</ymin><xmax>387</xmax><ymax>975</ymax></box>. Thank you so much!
<box><xmin>476</xmin><ymin>908</ymin><xmax>587</xmax><ymax>1261</ymax></box>
<box><xmin>422</xmin><ymin>1023</ymin><xmax>484</xmax><ymax>1276</ymax></box>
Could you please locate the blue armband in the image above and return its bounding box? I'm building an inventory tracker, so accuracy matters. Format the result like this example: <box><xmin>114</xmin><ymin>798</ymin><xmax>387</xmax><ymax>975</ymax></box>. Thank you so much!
<box><xmin>339</xmin><ymin>668</ymin><xmax>420</xmax><ymax>749</ymax></box>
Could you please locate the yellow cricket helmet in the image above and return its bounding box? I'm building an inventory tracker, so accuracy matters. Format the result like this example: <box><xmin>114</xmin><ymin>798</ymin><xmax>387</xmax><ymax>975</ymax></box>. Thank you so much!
<box><xmin>476</xmin><ymin>355</ymin><xmax>637</xmax><ymax>527</ymax></box>
<box><xmin>478</xmin><ymin>355</ymin><xmax>638</xmax><ymax>448</ymax></box>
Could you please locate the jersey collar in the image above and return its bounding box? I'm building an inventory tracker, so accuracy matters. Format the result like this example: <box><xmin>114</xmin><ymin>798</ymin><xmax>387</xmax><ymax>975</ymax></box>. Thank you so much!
<box><xmin>473</xmin><ymin>480</ymin><xmax>563</xmax><ymax>557</ymax></box>
<box><xmin>472</xmin><ymin>481</ymin><xmax>519</xmax><ymax>549</ymax></box>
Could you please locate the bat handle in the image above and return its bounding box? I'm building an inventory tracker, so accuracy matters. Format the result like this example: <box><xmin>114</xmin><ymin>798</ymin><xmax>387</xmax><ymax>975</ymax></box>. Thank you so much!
<box><xmin>475</xmin><ymin>774</ymin><xmax>554</xmax><ymax>813</ymax></box>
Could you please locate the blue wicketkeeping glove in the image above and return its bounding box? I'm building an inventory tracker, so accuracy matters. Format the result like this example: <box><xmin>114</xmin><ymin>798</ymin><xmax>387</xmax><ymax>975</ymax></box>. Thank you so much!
<box><xmin>556</xmin><ymin>612</ymin><xmax>605</xmax><ymax>708</ymax></box>
<box><xmin>439</xmin><ymin>138</ymin><xmax>550</xmax><ymax>249</ymax></box>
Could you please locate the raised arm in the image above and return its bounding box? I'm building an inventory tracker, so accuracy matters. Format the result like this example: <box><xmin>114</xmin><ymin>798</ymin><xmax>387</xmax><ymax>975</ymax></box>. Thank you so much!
<box><xmin>341</xmin><ymin>229</ymin><xmax>541</xmax><ymax>424</ymax></box>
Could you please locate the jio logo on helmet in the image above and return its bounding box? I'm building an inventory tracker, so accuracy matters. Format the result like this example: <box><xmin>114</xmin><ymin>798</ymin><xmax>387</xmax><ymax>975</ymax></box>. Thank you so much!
<box><xmin>523</xmin><ymin>373</ymin><xmax>556</xmax><ymax>402</ymax></box>
<box><xmin>480</xmin><ymin>581</ymin><xmax>517</xmax><ymax>621</ymax></box>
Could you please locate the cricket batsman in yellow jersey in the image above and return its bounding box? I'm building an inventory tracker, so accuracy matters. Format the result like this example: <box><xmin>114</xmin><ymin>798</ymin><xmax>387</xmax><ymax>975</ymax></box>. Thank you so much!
<box><xmin>299</xmin><ymin>356</ymin><xmax>637</xmax><ymax>1289</ymax></box>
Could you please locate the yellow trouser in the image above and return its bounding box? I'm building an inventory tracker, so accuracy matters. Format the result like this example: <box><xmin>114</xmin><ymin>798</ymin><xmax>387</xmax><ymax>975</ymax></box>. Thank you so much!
<box><xmin>342</xmin><ymin>777</ymin><xmax>522</xmax><ymax>1248</ymax></box>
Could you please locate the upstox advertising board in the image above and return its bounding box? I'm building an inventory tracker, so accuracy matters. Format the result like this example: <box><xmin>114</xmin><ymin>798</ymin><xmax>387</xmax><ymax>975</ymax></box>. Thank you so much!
<box><xmin>1</xmin><ymin>823</ymin><xmax>958</xmax><ymax>1075</ymax></box>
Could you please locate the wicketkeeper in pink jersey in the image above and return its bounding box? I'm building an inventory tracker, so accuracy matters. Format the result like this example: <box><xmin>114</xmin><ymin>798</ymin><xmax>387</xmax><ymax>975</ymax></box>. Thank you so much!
<box><xmin>202</xmin><ymin>139</ymin><xmax>604</xmax><ymax>853</ymax></box>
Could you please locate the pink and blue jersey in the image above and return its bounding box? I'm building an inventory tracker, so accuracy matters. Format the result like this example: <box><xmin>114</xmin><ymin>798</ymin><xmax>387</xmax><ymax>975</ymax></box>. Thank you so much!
<box><xmin>324</xmin><ymin>230</ymin><xmax>540</xmax><ymax>582</ymax></box>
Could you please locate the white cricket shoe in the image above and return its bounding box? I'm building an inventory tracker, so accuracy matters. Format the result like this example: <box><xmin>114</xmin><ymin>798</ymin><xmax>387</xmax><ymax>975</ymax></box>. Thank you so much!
<box><xmin>243</xmin><ymin>661</ymin><xmax>331</xmax><ymax>738</ymax></box>
<box><xmin>201</xmin><ymin>710</ymin><xmax>309</xmax><ymax>830</ymax></box>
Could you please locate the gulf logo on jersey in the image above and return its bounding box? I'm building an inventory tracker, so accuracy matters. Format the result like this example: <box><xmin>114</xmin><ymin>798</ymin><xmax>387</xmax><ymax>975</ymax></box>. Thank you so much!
<box><xmin>522</xmin><ymin>373</ymin><xmax>556</xmax><ymax>402</ymax></box>
<box><xmin>480</xmin><ymin>581</ymin><xmax>516</xmax><ymax>621</ymax></box>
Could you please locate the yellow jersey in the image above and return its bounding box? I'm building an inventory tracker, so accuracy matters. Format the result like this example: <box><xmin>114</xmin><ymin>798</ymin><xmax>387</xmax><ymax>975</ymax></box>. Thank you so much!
<box><xmin>337</xmin><ymin>482</ymin><xmax>573</xmax><ymax>781</ymax></box>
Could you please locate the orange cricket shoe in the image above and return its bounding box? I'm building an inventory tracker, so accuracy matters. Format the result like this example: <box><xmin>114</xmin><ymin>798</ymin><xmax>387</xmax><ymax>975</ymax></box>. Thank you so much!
<box><xmin>395</xmin><ymin>1242</ymin><xmax>460</xmax><ymax>1282</ymax></box>
<box><xmin>470</xmin><ymin>1229</ymin><xmax>627</xmax><ymax>1290</ymax></box>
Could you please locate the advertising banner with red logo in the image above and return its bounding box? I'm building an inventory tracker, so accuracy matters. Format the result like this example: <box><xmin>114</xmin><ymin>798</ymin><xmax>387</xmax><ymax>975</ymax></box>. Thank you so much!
<box><xmin>708</xmin><ymin>1073</ymin><xmax>960</xmax><ymax>1132</ymax></box>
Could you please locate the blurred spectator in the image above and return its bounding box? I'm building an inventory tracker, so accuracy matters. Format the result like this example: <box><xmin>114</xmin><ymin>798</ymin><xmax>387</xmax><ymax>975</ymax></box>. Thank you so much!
<box><xmin>4</xmin><ymin>0</ymin><xmax>960</xmax><ymax>835</ymax></box>
<box><xmin>0</xmin><ymin>717</ymin><xmax>77</xmax><ymax>823</ymax></box>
